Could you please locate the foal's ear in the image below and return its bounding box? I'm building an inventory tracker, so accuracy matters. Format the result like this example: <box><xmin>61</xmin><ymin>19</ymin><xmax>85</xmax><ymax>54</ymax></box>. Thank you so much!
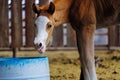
<box><xmin>32</xmin><ymin>3</ymin><xmax>40</xmax><ymax>14</ymax></box>
<box><xmin>47</xmin><ymin>2</ymin><xmax>55</xmax><ymax>15</ymax></box>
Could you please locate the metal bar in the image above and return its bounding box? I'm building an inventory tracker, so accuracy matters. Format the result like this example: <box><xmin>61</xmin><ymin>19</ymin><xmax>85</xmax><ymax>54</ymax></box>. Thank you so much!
<box><xmin>12</xmin><ymin>48</ymin><xmax>17</xmax><ymax>58</ymax></box>
<box><xmin>25</xmin><ymin>0</ymin><xmax>35</xmax><ymax>47</ymax></box>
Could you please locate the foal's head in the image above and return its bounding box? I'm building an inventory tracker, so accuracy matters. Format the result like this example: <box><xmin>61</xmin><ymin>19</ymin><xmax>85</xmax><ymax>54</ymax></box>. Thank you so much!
<box><xmin>32</xmin><ymin>2</ymin><xmax>55</xmax><ymax>53</ymax></box>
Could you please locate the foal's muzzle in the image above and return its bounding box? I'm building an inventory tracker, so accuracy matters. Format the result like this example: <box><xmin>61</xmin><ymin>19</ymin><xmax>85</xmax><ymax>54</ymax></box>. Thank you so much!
<box><xmin>34</xmin><ymin>42</ymin><xmax>46</xmax><ymax>53</ymax></box>
<box><xmin>34</xmin><ymin>43</ymin><xmax>42</xmax><ymax>49</ymax></box>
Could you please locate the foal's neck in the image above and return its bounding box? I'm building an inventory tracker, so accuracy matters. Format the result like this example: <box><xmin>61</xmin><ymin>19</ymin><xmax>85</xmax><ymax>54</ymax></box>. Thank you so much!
<box><xmin>52</xmin><ymin>0</ymin><xmax>72</xmax><ymax>26</ymax></box>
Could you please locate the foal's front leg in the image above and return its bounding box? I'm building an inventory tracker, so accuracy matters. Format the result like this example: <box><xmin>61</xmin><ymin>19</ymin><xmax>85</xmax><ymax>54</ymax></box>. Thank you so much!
<box><xmin>76</xmin><ymin>24</ymin><xmax>97</xmax><ymax>80</ymax></box>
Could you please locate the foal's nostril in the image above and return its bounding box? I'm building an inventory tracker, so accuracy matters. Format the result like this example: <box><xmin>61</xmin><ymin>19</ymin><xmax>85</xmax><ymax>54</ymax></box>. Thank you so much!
<box><xmin>39</xmin><ymin>43</ymin><xmax>42</xmax><ymax>47</ymax></box>
<box><xmin>34</xmin><ymin>43</ymin><xmax>42</xmax><ymax>48</ymax></box>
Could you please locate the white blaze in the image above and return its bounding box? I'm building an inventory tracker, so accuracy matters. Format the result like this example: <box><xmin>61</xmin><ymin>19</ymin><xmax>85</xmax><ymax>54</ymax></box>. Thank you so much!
<box><xmin>48</xmin><ymin>0</ymin><xmax>53</xmax><ymax>2</ymax></box>
<box><xmin>34</xmin><ymin>16</ymin><xmax>50</xmax><ymax>53</ymax></box>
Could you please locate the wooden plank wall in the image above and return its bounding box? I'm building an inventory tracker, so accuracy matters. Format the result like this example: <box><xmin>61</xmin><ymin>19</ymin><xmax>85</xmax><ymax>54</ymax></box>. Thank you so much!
<box><xmin>0</xmin><ymin>0</ymin><xmax>120</xmax><ymax>51</ymax></box>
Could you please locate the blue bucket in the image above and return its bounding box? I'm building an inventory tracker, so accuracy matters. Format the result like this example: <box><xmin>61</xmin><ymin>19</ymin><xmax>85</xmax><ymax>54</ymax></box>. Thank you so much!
<box><xmin>0</xmin><ymin>57</ymin><xmax>50</xmax><ymax>80</ymax></box>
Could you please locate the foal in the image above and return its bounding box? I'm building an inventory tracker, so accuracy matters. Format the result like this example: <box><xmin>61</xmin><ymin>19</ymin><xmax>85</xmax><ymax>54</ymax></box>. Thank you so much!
<box><xmin>32</xmin><ymin>0</ymin><xmax>120</xmax><ymax>80</ymax></box>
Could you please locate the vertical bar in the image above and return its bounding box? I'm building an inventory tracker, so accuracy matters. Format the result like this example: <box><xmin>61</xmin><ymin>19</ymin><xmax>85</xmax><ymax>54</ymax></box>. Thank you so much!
<box><xmin>108</xmin><ymin>26</ymin><xmax>114</xmax><ymax>49</ymax></box>
<box><xmin>11</xmin><ymin>0</ymin><xmax>22</xmax><ymax>57</ymax></box>
<box><xmin>115</xmin><ymin>26</ymin><xmax>120</xmax><ymax>47</ymax></box>
<box><xmin>0</xmin><ymin>0</ymin><xmax>9</xmax><ymax>47</ymax></box>
<box><xmin>108</xmin><ymin>26</ymin><xmax>119</xmax><ymax>49</ymax></box>
<box><xmin>25</xmin><ymin>0</ymin><xmax>35</xmax><ymax>47</ymax></box>
<box><xmin>66</xmin><ymin>24</ymin><xmax>76</xmax><ymax>47</ymax></box>
<box><xmin>12</xmin><ymin>48</ymin><xmax>17</xmax><ymax>58</ymax></box>
<box><xmin>52</xmin><ymin>25</ymin><xmax>63</xmax><ymax>47</ymax></box>
<box><xmin>119</xmin><ymin>25</ymin><xmax>120</xmax><ymax>46</ymax></box>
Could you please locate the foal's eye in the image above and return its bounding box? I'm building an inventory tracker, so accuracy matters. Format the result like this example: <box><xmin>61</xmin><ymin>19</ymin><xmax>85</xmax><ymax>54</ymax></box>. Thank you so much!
<box><xmin>47</xmin><ymin>24</ymin><xmax>52</xmax><ymax>28</ymax></box>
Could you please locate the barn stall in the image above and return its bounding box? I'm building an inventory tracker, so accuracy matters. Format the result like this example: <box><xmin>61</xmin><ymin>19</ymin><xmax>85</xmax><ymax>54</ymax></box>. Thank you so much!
<box><xmin>0</xmin><ymin>0</ymin><xmax>120</xmax><ymax>80</ymax></box>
